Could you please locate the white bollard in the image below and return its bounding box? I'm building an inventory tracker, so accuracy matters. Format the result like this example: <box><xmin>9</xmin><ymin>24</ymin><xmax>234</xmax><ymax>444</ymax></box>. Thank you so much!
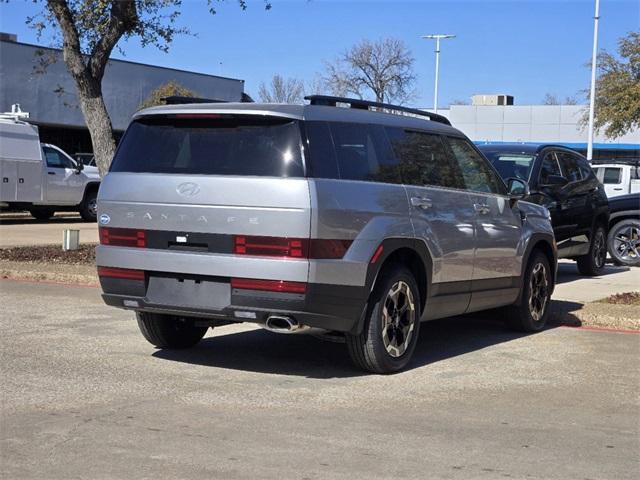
<box><xmin>63</xmin><ymin>229</ymin><xmax>80</xmax><ymax>251</ymax></box>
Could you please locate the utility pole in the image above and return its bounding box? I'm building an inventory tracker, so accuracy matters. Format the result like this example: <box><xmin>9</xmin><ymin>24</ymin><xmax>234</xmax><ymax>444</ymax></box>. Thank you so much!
<box><xmin>587</xmin><ymin>0</ymin><xmax>600</xmax><ymax>161</ymax></box>
<box><xmin>422</xmin><ymin>34</ymin><xmax>455</xmax><ymax>113</ymax></box>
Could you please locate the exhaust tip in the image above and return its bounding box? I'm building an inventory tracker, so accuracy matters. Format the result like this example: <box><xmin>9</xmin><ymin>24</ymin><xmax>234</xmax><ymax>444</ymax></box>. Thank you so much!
<box><xmin>265</xmin><ymin>315</ymin><xmax>298</xmax><ymax>333</ymax></box>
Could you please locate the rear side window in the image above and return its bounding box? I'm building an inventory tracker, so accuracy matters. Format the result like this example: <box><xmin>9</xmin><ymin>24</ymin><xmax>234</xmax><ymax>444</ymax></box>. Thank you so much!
<box><xmin>556</xmin><ymin>152</ymin><xmax>582</xmax><ymax>183</ymax></box>
<box><xmin>305</xmin><ymin>121</ymin><xmax>401</xmax><ymax>184</ymax></box>
<box><xmin>386</xmin><ymin>128</ymin><xmax>462</xmax><ymax>189</ymax></box>
<box><xmin>577</xmin><ymin>157</ymin><xmax>594</xmax><ymax>179</ymax></box>
<box><xmin>602</xmin><ymin>167</ymin><xmax>622</xmax><ymax>184</ymax></box>
<box><xmin>110</xmin><ymin>115</ymin><xmax>304</xmax><ymax>177</ymax></box>
<box><xmin>446</xmin><ymin>137</ymin><xmax>506</xmax><ymax>194</ymax></box>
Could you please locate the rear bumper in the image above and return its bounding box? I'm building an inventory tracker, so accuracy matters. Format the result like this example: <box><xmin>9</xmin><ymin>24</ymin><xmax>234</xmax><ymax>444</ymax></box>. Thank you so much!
<box><xmin>100</xmin><ymin>276</ymin><xmax>368</xmax><ymax>333</ymax></box>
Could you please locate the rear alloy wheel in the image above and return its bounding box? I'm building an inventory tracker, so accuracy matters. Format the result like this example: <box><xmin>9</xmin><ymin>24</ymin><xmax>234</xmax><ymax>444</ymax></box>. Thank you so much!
<box><xmin>136</xmin><ymin>312</ymin><xmax>208</xmax><ymax>349</ymax></box>
<box><xmin>577</xmin><ymin>225</ymin><xmax>607</xmax><ymax>276</ymax></box>
<box><xmin>507</xmin><ymin>251</ymin><xmax>551</xmax><ymax>333</ymax></box>
<box><xmin>607</xmin><ymin>220</ymin><xmax>640</xmax><ymax>267</ymax></box>
<box><xmin>346</xmin><ymin>266</ymin><xmax>420</xmax><ymax>374</ymax></box>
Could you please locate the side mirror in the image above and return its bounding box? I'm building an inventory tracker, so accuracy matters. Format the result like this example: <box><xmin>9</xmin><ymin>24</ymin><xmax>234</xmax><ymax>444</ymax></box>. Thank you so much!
<box><xmin>75</xmin><ymin>162</ymin><xmax>84</xmax><ymax>173</ymax></box>
<box><xmin>542</xmin><ymin>175</ymin><xmax>568</xmax><ymax>187</ymax></box>
<box><xmin>506</xmin><ymin>177</ymin><xmax>530</xmax><ymax>198</ymax></box>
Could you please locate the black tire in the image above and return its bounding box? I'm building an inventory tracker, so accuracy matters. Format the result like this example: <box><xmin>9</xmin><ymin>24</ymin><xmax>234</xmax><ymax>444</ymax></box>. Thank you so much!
<box><xmin>346</xmin><ymin>266</ymin><xmax>421</xmax><ymax>374</ymax></box>
<box><xmin>29</xmin><ymin>208</ymin><xmax>55</xmax><ymax>221</ymax></box>
<box><xmin>607</xmin><ymin>219</ymin><xmax>640</xmax><ymax>267</ymax></box>
<box><xmin>79</xmin><ymin>189</ymin><xmax>98</xmax><ymax>222</ymax></box>
<box><xmin>576</xmin><ymin>225</ymin><xmax>607</xmax><ymax>276</ymax></box>
<box><xmin>136</xmin><ymin>312</ymin><xmax>208</xmax><ymax>349</ymax></box>
<box><xmin>507</xmin><ymin>251</ymin><xmax>552</xmax><ymax>333</ymax></box>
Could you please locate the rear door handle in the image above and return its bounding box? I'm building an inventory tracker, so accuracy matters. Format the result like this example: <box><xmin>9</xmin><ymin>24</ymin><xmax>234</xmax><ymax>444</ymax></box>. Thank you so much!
<box><xmin>474</xmin><ymin>203</ymin><xmax>490</xmax><ymax>215</ymax></box>
<box><xmin>48</xmin><ymin>171</ymin><xmax>56</xmax><ymax>175</ymax></box>
<box><xmin>410</xmin><ymin>197</ymin><xmax>433</xmax><ymax>210</ymax></box>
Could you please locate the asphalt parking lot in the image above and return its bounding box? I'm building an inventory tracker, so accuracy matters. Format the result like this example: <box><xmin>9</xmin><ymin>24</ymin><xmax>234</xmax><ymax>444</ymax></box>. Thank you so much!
<box><xmin>1</xmin><ymin>279</ymin><xmax>639</xmax><ymax>479</ymax></box>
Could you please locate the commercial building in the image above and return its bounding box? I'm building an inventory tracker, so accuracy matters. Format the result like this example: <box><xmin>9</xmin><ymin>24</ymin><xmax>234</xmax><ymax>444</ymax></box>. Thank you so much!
<box><xmin>0</xmin><ymin>33</ymin><xmax>246</xmax><ymax>156</ymax></box>
<box><xmin>432</xmin><ymin>94</ymin><xmax>639</xmax><ymax>162</ymax></box>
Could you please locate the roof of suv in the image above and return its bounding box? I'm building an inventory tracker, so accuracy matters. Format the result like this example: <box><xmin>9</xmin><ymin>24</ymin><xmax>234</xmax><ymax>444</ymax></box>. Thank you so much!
<box><xmin>133</xmin><ymin>102</ymin><xmax>462</xmax><ymax>135</ymax></box>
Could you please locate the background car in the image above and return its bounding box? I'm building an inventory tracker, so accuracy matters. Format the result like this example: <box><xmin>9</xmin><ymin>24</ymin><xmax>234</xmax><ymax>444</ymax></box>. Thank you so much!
<box><xmin>607</xmin><ymin>193</ymin><xmax>640</xmax><ymax>267</ymax></box>
<box><xmin>477</xmin><ymin>143</ymin><xmax>609</xmax><ymax>276</ymax></box>
<box><xmin>592</xmin><ymin>161</ymin><xmax>640</xmax><ymax>198</ymax></box>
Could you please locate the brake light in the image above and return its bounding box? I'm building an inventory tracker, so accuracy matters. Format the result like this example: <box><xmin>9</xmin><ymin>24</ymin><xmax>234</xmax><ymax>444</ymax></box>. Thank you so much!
<box><xmin>99</xmin><ymin>227</ymin><xmax>146</xmax><ymax>247</ymax></box>
<box><xmin>233</xmin><ymin>236</ymin><xmax>351</xmax><ymax>259</ymax></box>
<box><xmin>231</xmin><ymin>278</ymin><xmax>307</xmax><ymax>294</ymax></box>
<box><xmin>97</xmin><ymin>266</ymin><xmax>145</xmax><ymax>281</ymax></box>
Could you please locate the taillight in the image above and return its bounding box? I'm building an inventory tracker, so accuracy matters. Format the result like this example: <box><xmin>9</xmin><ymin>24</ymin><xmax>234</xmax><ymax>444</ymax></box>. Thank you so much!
<box><xmin>231</xmin><ymin>278</ymin><xmax>306</xmax><ymax>294</ymax></box>
<box><xmin>99</xmin><ymin>227</ymin><xmax>146</xmax><ymax>247</ymax></box>
<box><xmin>97</xmin><ymin>266</ymin><xmax>145</xmax><ymax>281</ymax></box>
<box><xmin>233</xmin><ymin>236</ymin><xmax>351</xmax><ymax>259</ymax></box>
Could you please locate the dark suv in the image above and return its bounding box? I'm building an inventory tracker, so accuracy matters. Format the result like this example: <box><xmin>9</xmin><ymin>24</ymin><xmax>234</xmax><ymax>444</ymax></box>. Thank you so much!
<box><xmin>478</xmin><ymin>144</ymin><xmax>609</xmax><ymax>276</ymax></box>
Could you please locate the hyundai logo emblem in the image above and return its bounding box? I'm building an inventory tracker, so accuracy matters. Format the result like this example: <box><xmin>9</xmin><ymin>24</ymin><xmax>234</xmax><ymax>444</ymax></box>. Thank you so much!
<box><xmin>99</xmin><ymin>214</ymin><xmax>110</xmax><ymax>225</ymax></box>
<box><xmin>176</xmin><ymin>182</ymin><xmax>200</xmax><ymax>197</ymax></box>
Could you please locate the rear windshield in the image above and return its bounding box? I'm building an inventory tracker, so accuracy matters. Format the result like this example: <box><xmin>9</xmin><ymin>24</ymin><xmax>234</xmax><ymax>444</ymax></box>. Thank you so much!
<box><xmin>110</xmin><ymin>115</ymin><xmax>304</xmax><ymax>177</ymax></box>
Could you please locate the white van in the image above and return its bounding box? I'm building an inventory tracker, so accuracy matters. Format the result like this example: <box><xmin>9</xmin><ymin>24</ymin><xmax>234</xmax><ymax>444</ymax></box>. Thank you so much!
<box><xmin>0</xmin><ymin>116</ymin><xmax>100</xmax><ymax>221</ymax></box>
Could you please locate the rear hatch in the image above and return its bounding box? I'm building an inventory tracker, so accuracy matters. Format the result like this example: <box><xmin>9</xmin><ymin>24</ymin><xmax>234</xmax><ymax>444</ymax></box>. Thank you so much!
<box><xmin>97</xmin><ymin>113</ymin><xmax>311</xmax><ymax>283</ymax></box>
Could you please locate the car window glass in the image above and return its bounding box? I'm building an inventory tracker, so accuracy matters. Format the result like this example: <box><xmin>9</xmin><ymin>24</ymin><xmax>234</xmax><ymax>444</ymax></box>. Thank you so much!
<box><xmin>557</xmin><ymin>152</ymin><xmax>582</xmax><ymax>182</ymax></box>
<box><xmin>385</xmin><ymin>128</ymin><xmax>461</xmax><ymax>189</ymax></box>
<box><xmin>576</xmin><ymin>157</ymin><xmax>593</xmax><ymax>179</ymax></box>
<box><xmin>327</xmin><ymin>122</ymin><xmax>401</xmax><ymax>184</ymax></box>
<box><xmin>43</xmin><ymin>147</ymin><xmax>74</xmax><ymax>169</ymax></box>
<box><xmin>482</xmin><ymin>152</ymin><xmax>535</xmax><ymax>182</ymax></box>
<box><xmin>304</xmin><ymin>121</ymin><xmax>339</xmax><ymax>179</ymax></box>
<box><xmin>630</xmin><ymin>167</ymin><xmax>639</xmax><ymax>180</ymax></box>
<box><xmin>110</xmin><ymin>116</ymin><xmax>304</xmax><ymax>177</ymax></box>
<box><xmin>539</xmin><ymin>152</ymin><xmax>562</xmax><ymax>184</ymax></box>
<box><xmin>446</xmin><ymin>137</ymin><xmax>505</xmax><ymax>194</ymax></box>
<box><xmin>602</xmin><ymin>167</ymin><xmax>622</xmax><ymax>184</ymax></box>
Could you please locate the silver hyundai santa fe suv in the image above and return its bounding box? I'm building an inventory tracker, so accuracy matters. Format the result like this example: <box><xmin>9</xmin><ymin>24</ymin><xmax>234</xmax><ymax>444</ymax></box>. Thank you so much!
<box><xmin>97</xmin><ymin>96</ymin><xmax>556</xmax><ymax>374</ymax></box>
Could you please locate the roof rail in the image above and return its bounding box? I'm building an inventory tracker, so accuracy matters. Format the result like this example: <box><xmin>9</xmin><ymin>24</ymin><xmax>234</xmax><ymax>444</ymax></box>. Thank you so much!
<box><xmin>304</xmin><ymin>95</ymin><xmax>451</xmax><ymax>126</ymax></box>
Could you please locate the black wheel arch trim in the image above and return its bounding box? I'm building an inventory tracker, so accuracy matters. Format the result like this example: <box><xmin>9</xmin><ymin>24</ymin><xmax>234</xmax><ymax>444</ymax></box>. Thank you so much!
<box><xmin>517</xmin><ymin>233</ymin><xmax>557</xmax><ymax>303</ymax></box>
<box><xmin>352</xmin><ymin>238</ymin><xmax>433</xmax><ymax>334</ymax></box>
<box><xmin>80</xmin><ymin>181</ymin><xmax>101</xmax><ymax>206</ymax></box>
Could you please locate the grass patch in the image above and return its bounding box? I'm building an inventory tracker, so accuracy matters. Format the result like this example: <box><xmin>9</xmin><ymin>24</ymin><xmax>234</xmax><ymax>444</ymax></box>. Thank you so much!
<box><xmin>597</xmin><ymin>292</ymin><xmax>640</xmax><ymax>306</ymax></box>
<box><xmin>0</xmin><ymin>244</ymin><xmax>96</xmax><ymax>266</ymax></box>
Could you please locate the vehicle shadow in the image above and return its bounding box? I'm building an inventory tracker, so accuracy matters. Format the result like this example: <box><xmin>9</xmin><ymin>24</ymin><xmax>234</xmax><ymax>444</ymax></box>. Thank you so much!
<box><xmin>555</xmin><ymin>262</ymin><xmax>629</xmax><ymax>285</ymax></box>
<box><xmin>152</xmin><ymin>314</ymin><xmax>545</xmax><ymax>379</ymax></box>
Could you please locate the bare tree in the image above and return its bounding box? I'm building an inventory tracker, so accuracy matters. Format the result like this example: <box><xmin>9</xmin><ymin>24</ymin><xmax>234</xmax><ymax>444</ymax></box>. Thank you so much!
<box><xmin>323</xmin><ymin>38</ymin><xmax>416</xmax><ymax>104</ymax></box>
<box><xmin>542</xmin><ymin>93</ymin><xmax>561</xmax><ymax>105</ymax></box>
<box><xmin>258</xmin><ymin>74</ymin><xmax>305</xmax><ymax>104</ymax></box>
<box><xmin>18</xmin><ymin>0</ymin><xmax>271</xmax><ymax>175</ymax></box>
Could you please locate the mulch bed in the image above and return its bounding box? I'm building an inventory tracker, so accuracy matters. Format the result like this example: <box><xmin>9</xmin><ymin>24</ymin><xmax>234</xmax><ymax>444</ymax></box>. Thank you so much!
<box><xmin>598</xmin><ymin>292</ymin><xmax>640</xmax><ymax>306</ymax></box>
<box><xmin>0</xmin><ymin>244</ymin><xmax>96</xmax><ymax>266</ymax></box>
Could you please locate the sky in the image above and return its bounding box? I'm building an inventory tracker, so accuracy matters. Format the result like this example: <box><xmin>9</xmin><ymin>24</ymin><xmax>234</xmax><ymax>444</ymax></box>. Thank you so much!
<box><xmin>0</xmin><ymin>0</ymin><xmax>638</xmax><ymax>107</ymax></box>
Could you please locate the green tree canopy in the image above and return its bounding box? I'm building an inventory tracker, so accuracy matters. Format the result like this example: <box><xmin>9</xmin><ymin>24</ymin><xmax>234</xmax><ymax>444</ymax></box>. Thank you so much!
<box><xmin>592</xmin><ymin>31</ymin><xmax>640</xmax><ymax>139</ymax></box>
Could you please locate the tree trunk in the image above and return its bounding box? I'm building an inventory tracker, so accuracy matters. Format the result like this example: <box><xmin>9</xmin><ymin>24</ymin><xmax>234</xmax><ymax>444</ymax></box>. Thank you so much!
<box><xmin>75</xmin><ymin>78</ymin><xmax>117</xmax><ymax>177</ymax></box>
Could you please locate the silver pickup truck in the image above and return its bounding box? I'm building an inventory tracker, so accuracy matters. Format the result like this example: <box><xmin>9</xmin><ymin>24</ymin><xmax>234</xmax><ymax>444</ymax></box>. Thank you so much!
<box><xmin>0</xmin><ymin>116</ymin><xmax>100</xmax><ymax>221</ymax></box>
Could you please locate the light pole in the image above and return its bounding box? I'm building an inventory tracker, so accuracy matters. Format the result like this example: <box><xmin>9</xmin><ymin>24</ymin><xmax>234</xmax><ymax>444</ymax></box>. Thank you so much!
<box><xmin>422</xmin><ymin>34</ymin><xmax>455</xmax><ymax>113</ymax></box>
<box><xmin>586</xmin><ymin>0</ymin><xmax>600</xmax><ymax>161</ymax></box>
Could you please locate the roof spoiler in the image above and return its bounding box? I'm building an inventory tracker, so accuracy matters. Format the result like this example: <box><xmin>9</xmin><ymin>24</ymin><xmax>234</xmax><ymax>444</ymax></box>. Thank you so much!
<box><xmin>162</xmin><ymin>92</ymin><xmax>255</xmax><ymax>105</ymax></box>
<box><xmin>304</xmin><ymin>95</ymin><xmax>451</xmax><ymax>126</ymax></box>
